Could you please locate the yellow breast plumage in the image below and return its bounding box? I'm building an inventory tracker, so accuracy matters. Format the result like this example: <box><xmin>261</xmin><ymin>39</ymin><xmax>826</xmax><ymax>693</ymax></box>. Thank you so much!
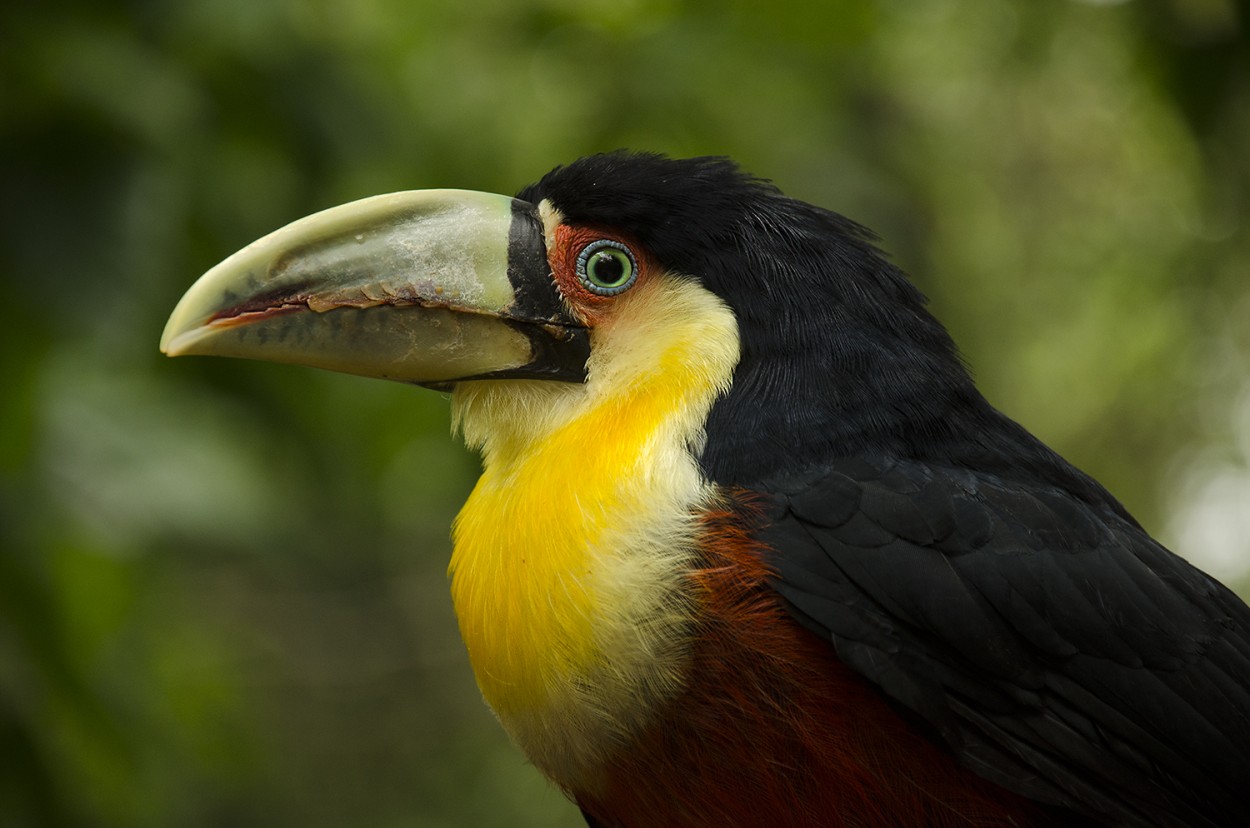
<box><xmin>447</xmin><ymin>274</ymin><xmax>739</xmax><ymax>786</ymax></box>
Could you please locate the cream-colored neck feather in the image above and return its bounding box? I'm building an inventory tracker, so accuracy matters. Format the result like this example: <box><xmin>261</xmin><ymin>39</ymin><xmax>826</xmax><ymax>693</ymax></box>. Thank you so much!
<box><xmin>448</xmin><ymin>274</ymin><xmax>739</xmax><ymax>789</ymax></box>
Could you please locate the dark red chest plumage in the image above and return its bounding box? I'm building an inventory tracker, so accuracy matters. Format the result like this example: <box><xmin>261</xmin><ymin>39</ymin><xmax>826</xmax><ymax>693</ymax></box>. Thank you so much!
<box><xmin>574</xmin><ymin>509</ymin><xmax>1055</xmax><ymax>828</ymax></box>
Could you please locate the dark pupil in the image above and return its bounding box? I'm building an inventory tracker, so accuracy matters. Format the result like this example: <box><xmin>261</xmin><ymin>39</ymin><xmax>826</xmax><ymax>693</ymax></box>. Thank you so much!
<box><xmin>591</xmin><ymin>251</ymin><xmax>625</xmax><ymax>285</ymax></box>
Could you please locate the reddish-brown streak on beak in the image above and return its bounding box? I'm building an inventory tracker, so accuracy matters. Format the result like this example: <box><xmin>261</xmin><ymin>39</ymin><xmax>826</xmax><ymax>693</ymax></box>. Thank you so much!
<box><xmin>206</xmin><ymin>280</ymin><xmax>464</xmax><ymax>327</ymax></box>
<box><xmin>207</xmin><ymin>303</ymin><xmax>307</xmax><ymax>328</ymax></box>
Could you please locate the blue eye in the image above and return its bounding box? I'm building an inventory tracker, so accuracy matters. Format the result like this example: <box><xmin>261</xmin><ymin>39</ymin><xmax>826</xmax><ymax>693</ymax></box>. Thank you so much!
<box><xmin>576</xmin><ymin>240</ymin><xmax>638</xmax><ymax>295</ymax></box>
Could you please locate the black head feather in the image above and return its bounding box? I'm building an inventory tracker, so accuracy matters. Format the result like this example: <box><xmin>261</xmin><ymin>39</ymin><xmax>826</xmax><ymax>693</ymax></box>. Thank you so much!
<box><xmin>520</xmin><ymin>152</ymin><xmax>1131</xmax><ymax>520</ymax></box>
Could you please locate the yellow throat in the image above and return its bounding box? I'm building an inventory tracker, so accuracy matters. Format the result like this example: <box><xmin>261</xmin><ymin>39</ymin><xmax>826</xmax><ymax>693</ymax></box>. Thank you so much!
<box><xmin>447</xmin><ymin>273</ymin><xmax>739</xmax><ymax>782</ymax></box>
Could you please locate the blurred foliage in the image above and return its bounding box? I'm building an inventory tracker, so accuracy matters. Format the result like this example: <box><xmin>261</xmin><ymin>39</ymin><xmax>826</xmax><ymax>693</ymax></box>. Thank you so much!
<box><xmin>1</xmin><ymin>0</ymin><xmax>1248</xmax><ymax>825</ymax></box>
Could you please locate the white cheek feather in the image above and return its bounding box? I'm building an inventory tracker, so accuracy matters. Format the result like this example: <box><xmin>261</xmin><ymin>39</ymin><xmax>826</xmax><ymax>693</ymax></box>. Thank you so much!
<box><xmin>447</xmin><ymin>272</ymin><xmax>740</xmax><ymax>790</ymax></box>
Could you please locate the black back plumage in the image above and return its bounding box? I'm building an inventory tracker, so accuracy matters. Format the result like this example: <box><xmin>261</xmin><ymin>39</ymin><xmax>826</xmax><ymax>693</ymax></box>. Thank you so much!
<box><xmin>767</xmin><ymin>457</ymin><xmax>1250</xmax><ymax>826</ymax></box>
<box><xmin>523</xmin><ymin>152</ymin><xmax>1250</xmax><ymax>826</ymax></box>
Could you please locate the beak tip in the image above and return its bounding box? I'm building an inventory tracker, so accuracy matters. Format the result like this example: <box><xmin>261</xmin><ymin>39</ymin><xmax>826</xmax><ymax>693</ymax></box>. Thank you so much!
<box><xmin>160</xmin><ymin>309</ymin><xmax>208</xmax><ymax>357</ymax></box>
<box><xmin>159</xmin><ymin>320</ymin><xmax>185</xmax><ymax>357</ymax></box>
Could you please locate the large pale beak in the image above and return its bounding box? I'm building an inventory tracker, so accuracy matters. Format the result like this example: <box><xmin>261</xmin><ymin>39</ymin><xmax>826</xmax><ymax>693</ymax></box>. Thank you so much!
<box><xmin>160</xmin><ymin>190</ymin><xmax>588</xmax><ymax>387</ymax></box>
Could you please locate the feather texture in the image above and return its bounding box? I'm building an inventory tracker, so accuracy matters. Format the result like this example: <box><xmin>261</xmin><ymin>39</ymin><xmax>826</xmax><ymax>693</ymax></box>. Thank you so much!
<box><xmin>577</xmin><ymin>499</ymin><xmax>1069</xmax><ymax>827</ymax></box>
<box><xmin>764</xmin><ymin>456</ymin><xmax>1250</xmax><ymax>827</ymax></box>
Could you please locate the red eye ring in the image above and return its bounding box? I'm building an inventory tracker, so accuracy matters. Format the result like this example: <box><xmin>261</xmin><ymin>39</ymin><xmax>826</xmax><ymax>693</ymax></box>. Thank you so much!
<box><xmin>549</xmin><ymin>225</ymin><xmax>652</xmax><ymax>322</ymax></box>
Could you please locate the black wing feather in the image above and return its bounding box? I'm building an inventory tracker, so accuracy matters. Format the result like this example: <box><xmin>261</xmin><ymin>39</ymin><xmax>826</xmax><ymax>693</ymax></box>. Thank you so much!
<box><xmin>763</xmin><ymin>456</ymin><xmax>1250</xmax><ymax>828</ymax></box>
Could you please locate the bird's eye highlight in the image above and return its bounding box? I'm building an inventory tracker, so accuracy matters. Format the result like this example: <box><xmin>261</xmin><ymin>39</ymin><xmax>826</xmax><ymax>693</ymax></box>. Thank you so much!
<box><xmin>576</xmin><ymin>240</ymin><xmax>637</xmax><ymax>296</ymax></box>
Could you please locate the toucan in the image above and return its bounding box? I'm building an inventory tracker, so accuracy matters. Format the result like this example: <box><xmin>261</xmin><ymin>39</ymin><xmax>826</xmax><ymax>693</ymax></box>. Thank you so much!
<box><xmin>162</xmin><ymin>152</ymin><xmax>1250</xmax><ymax>827</ymax></box>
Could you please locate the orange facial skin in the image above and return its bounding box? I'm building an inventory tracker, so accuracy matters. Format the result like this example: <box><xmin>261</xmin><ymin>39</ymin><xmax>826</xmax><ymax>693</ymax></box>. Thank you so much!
<box><xmin>548</xmin><ymin>223</ymin><xmax>657</xmax><ymax>325</ymax></box>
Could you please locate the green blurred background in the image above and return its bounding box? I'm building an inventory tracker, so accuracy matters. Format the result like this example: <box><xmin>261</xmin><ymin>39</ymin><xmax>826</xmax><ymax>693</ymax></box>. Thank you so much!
<box><xmin>2</xmin><ymin>0</ymin><xmax>1248</xmax><ymax>825</ymax></box>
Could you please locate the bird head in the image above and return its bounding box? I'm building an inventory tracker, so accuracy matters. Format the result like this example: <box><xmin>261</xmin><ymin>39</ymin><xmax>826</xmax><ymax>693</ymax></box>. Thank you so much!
<box><xmin>163</xmin><ymin>152</ymin><xmax>987</xmax><ymax>488</ymax></box>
